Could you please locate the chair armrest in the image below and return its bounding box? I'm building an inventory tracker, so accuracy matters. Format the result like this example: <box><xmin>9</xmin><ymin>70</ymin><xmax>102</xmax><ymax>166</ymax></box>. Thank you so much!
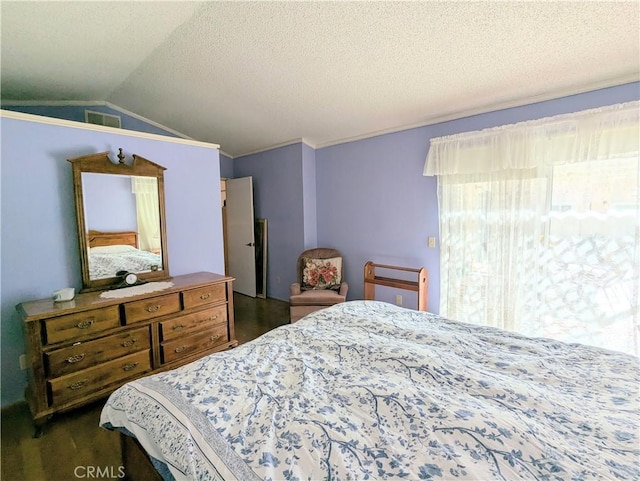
<box><xmin>290</xmin><ymin>282</ymin><xmax>301</xmax><ymax>296</ymax></box>
<box><xmin>339</xmin><ymin>282</ymin><xmax>349</xmax><ymax>297</ymax></box>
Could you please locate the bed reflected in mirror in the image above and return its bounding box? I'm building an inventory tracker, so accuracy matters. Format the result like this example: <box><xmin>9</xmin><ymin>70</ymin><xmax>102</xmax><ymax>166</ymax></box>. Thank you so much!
<box><xmin>86</xmin><ymin>229</ymin><xmax>163</xmax><ymax>280</ymax></box>
<box><xmin>82</xmin><ymin>173</ymin><xmax>163</xmax><ymax>280</ymax></box>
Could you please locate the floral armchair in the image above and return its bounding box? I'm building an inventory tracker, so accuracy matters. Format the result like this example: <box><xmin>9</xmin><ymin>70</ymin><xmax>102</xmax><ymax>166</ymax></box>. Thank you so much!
<box><xmin>289</xmin><ymin>248</ymin><xmax>348</xmax><ymax>323</ymax></box>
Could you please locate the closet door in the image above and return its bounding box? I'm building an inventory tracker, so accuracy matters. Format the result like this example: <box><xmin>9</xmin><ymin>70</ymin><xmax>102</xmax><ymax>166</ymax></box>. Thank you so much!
<box><xmin>226</xmin><ymin>176</ymin><xmax>256</xmax><ymax>297</ymax></box>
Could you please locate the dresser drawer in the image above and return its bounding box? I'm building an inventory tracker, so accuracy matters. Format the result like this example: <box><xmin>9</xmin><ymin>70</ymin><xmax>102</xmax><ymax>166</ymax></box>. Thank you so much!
<box><xmin>45</xmin><ymin>327</ymin><xmax>150</xmax><ymax>378</ymax></box>
<box><xmin>124</xmin><ymin>293</ymin><xmax>181</xmax><ymax>324</ymax></box>
<box><xmin>160</xmin><ymin>306</ymin><xmax>227</xmax><ymax>341</ymax></box>
<box><xmin>182</xmin><ymin>284</ymin><xmax>226</xmax><ymax>310</ymax></box>
<box><xmin>44</xmin><ymin>306</ymin><xmax>120</xmax><ymax>345</ymax></box>
<box><xmin>161</xmin><ymin>323</ymin><xmax>229</xmax><ymax>364</ymax></box>
<box><xmin>48</xmin><ymin>350</ymin><xmax>151</xmax><ymax>407</ymax></box>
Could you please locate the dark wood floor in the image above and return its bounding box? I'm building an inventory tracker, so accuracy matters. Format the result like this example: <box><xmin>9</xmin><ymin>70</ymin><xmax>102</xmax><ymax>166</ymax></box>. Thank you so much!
<box><xmin>1</xmin><ymin>294</ymin><xmax>290</xmax><ymax>481</ymax></box>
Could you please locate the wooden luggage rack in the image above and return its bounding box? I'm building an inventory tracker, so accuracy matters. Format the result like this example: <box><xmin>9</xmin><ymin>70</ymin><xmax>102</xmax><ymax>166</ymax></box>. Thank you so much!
<box><xmin>363</xmin><ymin>261</ymin><xmax>428</xmax><ymax>311</ymax></box>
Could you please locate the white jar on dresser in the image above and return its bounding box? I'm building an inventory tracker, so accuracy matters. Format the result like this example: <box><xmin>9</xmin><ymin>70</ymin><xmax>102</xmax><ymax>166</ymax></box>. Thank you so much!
<box><xmin>17</xmin><ymin>272</ymin><xmax>236</xmax><ymax>435</ymax></box>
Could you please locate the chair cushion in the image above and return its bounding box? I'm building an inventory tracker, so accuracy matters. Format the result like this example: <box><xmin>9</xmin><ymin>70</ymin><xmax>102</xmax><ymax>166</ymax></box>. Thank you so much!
<box><xmin>301</xmin><ymin>257</ymin><xmax>342</xmax><ymax>290</ymax></box>
<box><xmin>290</xmin><ymin>288</ymin><xmax>346</xmax><ymax>306</ymax></box>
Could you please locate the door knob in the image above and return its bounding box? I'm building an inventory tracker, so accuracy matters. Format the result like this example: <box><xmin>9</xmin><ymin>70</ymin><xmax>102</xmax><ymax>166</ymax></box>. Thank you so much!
<box><xmin>245</xmin><ymin>242</ymin><xmax>255</xmax><ymax>247</ymax></box>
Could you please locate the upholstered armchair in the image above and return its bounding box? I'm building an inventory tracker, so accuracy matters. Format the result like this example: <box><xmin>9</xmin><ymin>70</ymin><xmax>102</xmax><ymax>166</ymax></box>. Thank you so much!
<box><xmin>289</xmin><ymin>248</ymin><xmax>348</xmax><ymax>323</ymax></box>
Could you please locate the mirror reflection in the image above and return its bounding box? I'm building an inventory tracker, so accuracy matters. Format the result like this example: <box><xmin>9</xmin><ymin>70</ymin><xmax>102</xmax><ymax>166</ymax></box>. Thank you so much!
<box><xmin>82</xmin><ymin>173</ymin><xmax>164</xmax><ymax>280</ymax></box>
<box><xmin>70</xmin><ymin>150</ymin><xmax>169</xmax><ymax>291</ymax></box>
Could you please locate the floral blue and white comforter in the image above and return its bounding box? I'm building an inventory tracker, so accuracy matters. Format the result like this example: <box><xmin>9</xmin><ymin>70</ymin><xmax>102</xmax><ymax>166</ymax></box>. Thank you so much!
<box><xmin>100</xmin><ymin>301</ymin><xmax>639</xmax><ymax>481</ymax></box>
<box><xmin>89</xmin><ymin>245</ymin><xmax>162</xmax><ymax>279</ymax></box>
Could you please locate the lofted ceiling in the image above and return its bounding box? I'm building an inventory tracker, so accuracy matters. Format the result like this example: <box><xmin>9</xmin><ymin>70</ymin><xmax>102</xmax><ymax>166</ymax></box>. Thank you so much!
<box><xmin>1</xmin><ymin>1</ymin><xmax>639</xmax><ymax>158</ymax></box>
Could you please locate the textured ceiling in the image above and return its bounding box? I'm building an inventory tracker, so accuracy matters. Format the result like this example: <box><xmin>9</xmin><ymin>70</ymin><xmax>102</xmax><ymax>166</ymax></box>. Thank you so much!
<box><xmin>2</xmin><ymin>1</ymin><xmax>639</xmax><ymax>157</ymax></box>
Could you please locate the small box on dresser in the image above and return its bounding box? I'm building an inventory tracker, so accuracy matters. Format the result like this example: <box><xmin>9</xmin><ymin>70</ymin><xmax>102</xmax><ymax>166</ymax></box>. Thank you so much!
<box><xmin>17</xmin><ymin>272</ymin><xmax>236</xmax><ymax>436</ymax></box>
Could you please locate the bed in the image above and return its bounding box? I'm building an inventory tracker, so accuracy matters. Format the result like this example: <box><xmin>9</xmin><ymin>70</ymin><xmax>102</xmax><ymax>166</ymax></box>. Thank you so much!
<box><xmin>87</xmin><ymin>229</ymin><xmax>162</xmax><ymax>279</ymax></box>
<box><xmin>100</xmin><ymin>300</ymin><xmax>640</xmax><ymax>480</ymax></box>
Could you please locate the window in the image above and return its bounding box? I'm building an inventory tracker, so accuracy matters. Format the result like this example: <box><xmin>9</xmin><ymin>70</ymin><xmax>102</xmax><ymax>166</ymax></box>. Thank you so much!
<box><xmin>424</xmin><ymin>102</ymin><xmax>639</xmax><ymax>356</ymax></box>
<box><xmin>540</xmin><ymin>157</ymin><xmax>638</xmax><ymax>353</ymax></box>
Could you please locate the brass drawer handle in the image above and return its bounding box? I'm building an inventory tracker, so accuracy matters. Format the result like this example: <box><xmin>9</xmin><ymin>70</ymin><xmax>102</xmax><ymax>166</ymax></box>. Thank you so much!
<box><xmin>147</xmin><ymin>305</ymin><xmax>160</xmax><ymax>313</ymax></box>
<box><xmin>207</xmin><ymin>315</ymin><xmax>218</xmax><ymax>322</ymax></box>
<box><xmin>68</xmin><ymin>380</ymin><xmax>87</xmax><ymax>390</ymax></box>
<box><xmin>174</xmin><ymin>346</ymin><xmax>186</xmax><ymax>354</ymax></box>
<box><xmin>172</xmin><ymin>324</ymin><xmax>185</xmax><ymax>331</ymax></box>
<box><xmin>121</xmin><ymin>339</ymin><xmax>137</xmax><ymax>348</ymax></box>
<box><xmin>200</xmin><ymin>293</ymin><xmax>210</xmax><ymax>300</ymax></box>
<box><xmin>123</xmin><ymin>362</ymin><xmax>138</xmax><ymax>372</ymax></box>
<box><xmin>210</xmin><ymin>335</ymin><xmax>220</xmax><ymax>342</ymax></box>
<box><xmin>76</xmin><ymin>319</ymin><xmax>94</xmax><ymax>329</ymax></box>
<box><xmin>66</xmin><ymin>354</ymin><xmax>85</xmax><ymax>364</ymax></box>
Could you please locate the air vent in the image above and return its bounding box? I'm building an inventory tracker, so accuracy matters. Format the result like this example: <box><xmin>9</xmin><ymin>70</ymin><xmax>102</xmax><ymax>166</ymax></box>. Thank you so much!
<box><xmin>85</xmin><ymin>110</ymin><xmax>121</xmax><ymax>128</ymax></box>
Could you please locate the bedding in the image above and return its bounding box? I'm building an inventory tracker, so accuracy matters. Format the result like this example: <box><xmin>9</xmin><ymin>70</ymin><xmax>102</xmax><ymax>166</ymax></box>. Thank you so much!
<box><xmin>88</xmin><ymin>244</ymin><xmax>162</xmax><ymax>279</ymax></box>
<box><xmin>100</xmin><ymin>301</ymin><xmax>639</xmax><ymax>481</ymax></box>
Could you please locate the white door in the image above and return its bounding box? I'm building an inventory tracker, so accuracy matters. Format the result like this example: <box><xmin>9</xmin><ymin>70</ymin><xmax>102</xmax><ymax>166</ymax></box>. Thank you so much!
<box><xmin>226</xmin><ymin>176</ymin><xmax>256</xmax><ymax>297</ymax></box>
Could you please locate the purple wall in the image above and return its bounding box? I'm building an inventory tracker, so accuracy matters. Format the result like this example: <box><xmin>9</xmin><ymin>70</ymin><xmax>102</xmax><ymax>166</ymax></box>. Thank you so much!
<box><xmin>220</xmin><ymin>152</ymin><xmax>234</xmax><ymax>179</ymax></box>
<box><xmin>316</xmin><ymin>128</ymin><xmax>437</xmax><ymax>309</ymax></box>
<box><xmin>0</xmin><ymin>114</ymin><xmax>223</xmax><ymax>407</ymax></box>
<box><xmin>301</xmin><ymin>143</ymin><xmax>318</xmax><ymax>249</ymax></box>
<box><xmin>83</xmin><ymin>173</ymin><xmax>137</xmax><ymax>231</ymax></box>
<box><xmin>234</xmin><ymin>143</ymin><xmax>314</xmax><ymax>300</ymax></box>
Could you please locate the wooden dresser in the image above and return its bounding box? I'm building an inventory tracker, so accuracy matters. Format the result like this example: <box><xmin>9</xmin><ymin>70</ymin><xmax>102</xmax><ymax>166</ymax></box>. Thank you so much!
<box><xmin>17</xmin><ymin>272</ymin><xmax>236</xmax><ymax>434</ymax></box>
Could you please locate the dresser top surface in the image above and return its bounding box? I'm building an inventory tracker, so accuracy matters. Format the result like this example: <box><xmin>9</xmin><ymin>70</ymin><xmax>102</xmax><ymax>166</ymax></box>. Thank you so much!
<box><xmin>17</xmin><ymin>272</ymin><xmax>233</xmax><ymax>321</ymax></box>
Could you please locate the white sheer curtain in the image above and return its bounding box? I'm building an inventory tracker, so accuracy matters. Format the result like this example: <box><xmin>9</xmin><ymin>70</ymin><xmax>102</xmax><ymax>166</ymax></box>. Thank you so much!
<box><xmin>131</xmin><ymin>176</ymin><xmax>161</xmax><ymax>253</ymax></box>
<box><xmin>424</xmin><ymin>101</ymin><xmax>639</xmax><ymax>356</ymax></box>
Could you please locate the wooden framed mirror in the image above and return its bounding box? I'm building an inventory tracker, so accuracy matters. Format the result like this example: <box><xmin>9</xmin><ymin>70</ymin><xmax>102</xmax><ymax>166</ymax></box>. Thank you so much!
<box><xmin>69</xmin><ymin>149</ymin><xmax>170</xmax><ymax>291</ymax></box>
